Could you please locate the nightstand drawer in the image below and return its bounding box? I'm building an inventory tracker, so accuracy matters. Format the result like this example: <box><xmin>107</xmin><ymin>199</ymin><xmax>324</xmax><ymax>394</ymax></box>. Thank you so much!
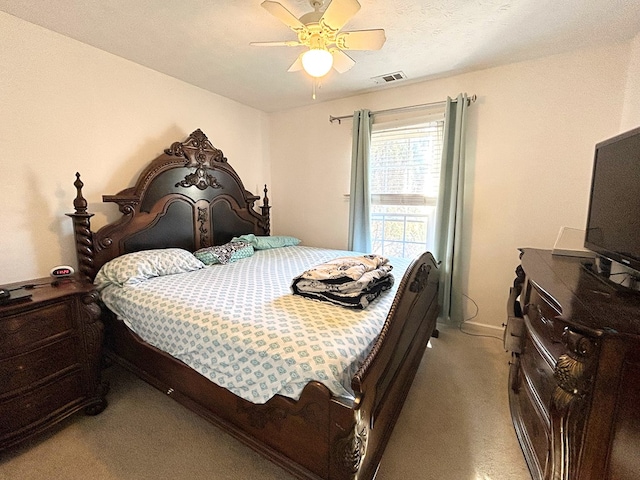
<box><xmin>0</xmin><ymin>301</ymin><xmax>74</xmax><ymax>355</ymax></box>
<box><xmin>0</xmin><ymin>371</ymin><xmax>84</xmax><ymax>436</ymax></box>
<box><xmin>0</xmin><ymin>337</ymin><xmax>79</xmax><ymax>396</ymax></box>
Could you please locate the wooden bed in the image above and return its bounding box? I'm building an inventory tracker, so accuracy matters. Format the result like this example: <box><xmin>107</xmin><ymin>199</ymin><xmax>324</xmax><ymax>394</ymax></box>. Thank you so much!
<box><xmin>68</xmin><ymin>129</ymin><xmax>440</xmax><ymax>480</ymax></box>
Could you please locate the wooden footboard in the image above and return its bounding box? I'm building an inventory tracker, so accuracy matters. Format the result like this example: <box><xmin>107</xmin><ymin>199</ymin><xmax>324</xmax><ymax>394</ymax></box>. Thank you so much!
<box><xmin>104</xmin><ymin>313</ymin><xmax>336</xmax><ymax>479</ymax></box>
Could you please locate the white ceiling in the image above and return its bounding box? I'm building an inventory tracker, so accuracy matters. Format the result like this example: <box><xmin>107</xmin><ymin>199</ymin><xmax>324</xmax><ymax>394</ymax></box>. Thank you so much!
<box><xmin>2</xmin><ymin>0</ymin><xmax>640</xmax><ymax>113</ymax></box>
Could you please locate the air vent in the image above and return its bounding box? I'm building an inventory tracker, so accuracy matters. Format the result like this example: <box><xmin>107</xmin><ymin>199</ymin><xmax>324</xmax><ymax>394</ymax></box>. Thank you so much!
<box><xmin>372</xmin><ymin>71</ymin><xmax>407</xmax><ymax>84</ymax></box>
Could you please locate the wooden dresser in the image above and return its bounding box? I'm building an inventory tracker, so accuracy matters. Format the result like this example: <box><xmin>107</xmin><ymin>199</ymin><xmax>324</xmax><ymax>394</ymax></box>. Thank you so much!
<box><xmin>506</xmin><ymin>249</ymin><xmax>640</xmax><ymax>480</ymax></box>
<box><xmin>0</xmin><ymin>278</ymin><xmax>108</xmax><ymax>450</ymax></box>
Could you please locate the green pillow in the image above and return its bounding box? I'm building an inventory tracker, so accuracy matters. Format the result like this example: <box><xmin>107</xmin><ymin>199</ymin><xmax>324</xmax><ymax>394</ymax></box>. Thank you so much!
<box><xmin>194</xmin><ymin>241</ymin><xmax>254</xmax><ymax>265</ymax></box>
<box><xmin>231</xmin><ymin>234</ymin><xmax>301</xmax><ymax>250</ymax></box>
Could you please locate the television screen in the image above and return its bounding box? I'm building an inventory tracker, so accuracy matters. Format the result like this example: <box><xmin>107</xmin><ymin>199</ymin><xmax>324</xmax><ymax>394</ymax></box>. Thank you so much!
<box><xmin>585</xmin><ymin>126</ymin><xmax>640</xmax><ymax>273</ymax></box>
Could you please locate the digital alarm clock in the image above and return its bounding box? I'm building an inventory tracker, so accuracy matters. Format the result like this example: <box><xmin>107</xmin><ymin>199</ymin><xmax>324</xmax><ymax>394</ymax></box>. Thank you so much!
<box><xmin>50</xmin><ymin>265</ymin><xmax>75</xmax><ymax>278</ymax></box>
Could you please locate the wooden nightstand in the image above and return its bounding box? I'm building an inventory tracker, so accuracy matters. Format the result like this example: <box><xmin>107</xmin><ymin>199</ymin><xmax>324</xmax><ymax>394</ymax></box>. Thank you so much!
<box><xmin>0</xmin><ymin>277</ymin><xmax>108</xmax><ymax>450</ymax></box>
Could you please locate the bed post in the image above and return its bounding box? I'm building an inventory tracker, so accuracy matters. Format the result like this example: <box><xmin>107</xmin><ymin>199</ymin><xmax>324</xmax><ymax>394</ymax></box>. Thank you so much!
<box><xmin>261</xmin><ymin>184</ymin><xmax>271</xmax><ymax>235</ymax></box>
<box><xmin>66</xmin><ymin>172</ymin><xmax>95</xmax><ymax>283</ymax></box>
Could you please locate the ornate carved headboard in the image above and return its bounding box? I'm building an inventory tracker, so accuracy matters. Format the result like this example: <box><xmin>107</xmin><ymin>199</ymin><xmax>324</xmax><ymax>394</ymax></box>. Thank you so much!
<box><xmin>68</xmin><ymin>129</ymin><xmax>270</xmax><ymax>281</ymax></box>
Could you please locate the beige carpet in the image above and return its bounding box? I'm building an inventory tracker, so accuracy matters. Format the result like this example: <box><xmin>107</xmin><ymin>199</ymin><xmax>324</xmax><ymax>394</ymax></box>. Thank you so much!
<box><xmin>0</xmin><ymin>325</ymin><xmax>530</xmax><ymax>480</ymax></box>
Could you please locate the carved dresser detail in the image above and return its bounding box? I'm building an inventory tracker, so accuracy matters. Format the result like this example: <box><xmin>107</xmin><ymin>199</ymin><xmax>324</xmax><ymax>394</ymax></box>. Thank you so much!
<box><xmin>0</xmin><ymin>278</ymin><xmax>108</xmax><ymax>450</ymax></box>
<box><xmin>506</xmin><ymin>249</ymin><xmax>640</xmax><ymax>480</ymax></box>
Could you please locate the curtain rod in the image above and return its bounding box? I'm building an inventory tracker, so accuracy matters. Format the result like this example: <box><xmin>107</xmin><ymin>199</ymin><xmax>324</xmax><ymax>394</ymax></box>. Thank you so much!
<box><xmin>328</xmin><ymin>94</ymin><xmax>477</xmax><ymax>124</ymax></box>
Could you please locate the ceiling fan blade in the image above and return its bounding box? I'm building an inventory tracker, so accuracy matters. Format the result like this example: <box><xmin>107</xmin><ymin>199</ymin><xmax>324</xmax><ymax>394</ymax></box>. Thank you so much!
<box><xmin>336</xmin><ymin>29</ymin><xmax>386</xmax><ymax>50</ymax></box>
<box><xmin>287</xmin><ymin>54</ymin><xmax>304</xmax><ymax>72</ymax></box>
<box><xmin>261</xmin><ymin>1</ymin><xmax>307</xmax><ymax>33</ymax></box>
<box><xmin>250</xmin><ymin>40</ymin><xmax>302</xmax><ymax>47</ymax></box>
<box><xmin>320</xmin><ymin>0</ymin><xmax>361</xmax><ymax>34</ymax></box>
<box><xmin>330</xmin><ymin>48</ymin><xmax>355</xmax><ymax>73</ymax></box>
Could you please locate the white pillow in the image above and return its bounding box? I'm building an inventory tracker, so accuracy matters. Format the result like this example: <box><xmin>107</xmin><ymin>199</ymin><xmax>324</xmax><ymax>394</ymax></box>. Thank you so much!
<box><xmin>94</xmin><ymin>248</ymin><xmax>204</xmax><ymax>290</ymax></box>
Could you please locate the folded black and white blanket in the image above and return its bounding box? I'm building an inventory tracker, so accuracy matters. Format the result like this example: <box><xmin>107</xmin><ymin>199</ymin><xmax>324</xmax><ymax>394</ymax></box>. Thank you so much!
<box><xmin>291</xmin><ymin>254</ymin><xmax>394</xmax><ymax>309</ymax></box>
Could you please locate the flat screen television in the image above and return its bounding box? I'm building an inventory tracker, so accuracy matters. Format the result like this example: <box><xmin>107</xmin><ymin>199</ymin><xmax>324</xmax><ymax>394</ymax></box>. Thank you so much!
<box><xmin>585</xmin><ymin>126</ymin><xmax>640</xmax><ymax>274</ymax></box>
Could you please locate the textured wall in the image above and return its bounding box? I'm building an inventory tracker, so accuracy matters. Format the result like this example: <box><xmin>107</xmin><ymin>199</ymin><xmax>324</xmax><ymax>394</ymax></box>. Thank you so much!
<box><xmin>0</xmin><ymin>12</ymin><xmax>269</xmax><ymax>284</ymax></box>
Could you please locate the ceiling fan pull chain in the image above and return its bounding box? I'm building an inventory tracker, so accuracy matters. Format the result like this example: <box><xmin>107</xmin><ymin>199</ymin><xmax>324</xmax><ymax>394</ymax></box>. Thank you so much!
<box><xmin>311</xmin><ymin>78</ymin><xmax>324</xmax><ymax>100</ymax></box>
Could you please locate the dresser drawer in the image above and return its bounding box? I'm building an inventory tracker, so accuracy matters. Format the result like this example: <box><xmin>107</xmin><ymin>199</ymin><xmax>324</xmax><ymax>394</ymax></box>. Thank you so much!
<box><xmin>525</xmin><ymin>284</ymin><xmax>566</xmax><ymax>360</ymax></box>
<box><xmin>0</xmin><ymin>301</ymin><xmax>74</xmax><ymax>355</ymax></box>
<box><xmin>521</xmin><ymin>330</ymin><xmax>556</xmax><ymax>425</ymax></box>
<box><xmin>516</xmin><ymin>366</ymin><xmax>550</xmax><ymax>476</ymax></box>
<box><xmin>0</xmin><ymin>371</ymin><xmax>84</xmax><ymax>437</ymax></box>
<box><xmin>0</xmin><ymin>336</ymin><xmax>79</xmax><ymax>396</ymax></box>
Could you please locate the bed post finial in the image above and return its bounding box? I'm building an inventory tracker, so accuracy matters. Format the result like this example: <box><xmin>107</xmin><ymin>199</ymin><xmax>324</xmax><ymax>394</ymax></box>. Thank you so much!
<box><xmin>66</xmin><ymin>172</ymin><xmax>96</xmax><ymax>282</ymax></box>
<box><xmin>73</xmin><ymin>172</ymin><xmax>88</xmax><ymax>214</ymax></box>
<box><xmin>261</xmin><ymin>184</ymin><xmax>271</xmax><ymax>235</ymax></box>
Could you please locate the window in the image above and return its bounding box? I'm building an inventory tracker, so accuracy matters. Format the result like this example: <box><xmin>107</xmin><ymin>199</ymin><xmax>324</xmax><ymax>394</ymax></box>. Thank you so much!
<box><xmin>370</xmin><ymin>119</ymin><xmax>444</xmax><ymax>258</ymax></box>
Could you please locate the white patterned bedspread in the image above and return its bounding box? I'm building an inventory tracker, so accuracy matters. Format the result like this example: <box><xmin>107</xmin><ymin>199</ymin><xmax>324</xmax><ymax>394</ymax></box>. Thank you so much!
<box><xmin>99</xmin><ymin>246</ymin><xmax>411</xmax><ymax>404</ymax></box>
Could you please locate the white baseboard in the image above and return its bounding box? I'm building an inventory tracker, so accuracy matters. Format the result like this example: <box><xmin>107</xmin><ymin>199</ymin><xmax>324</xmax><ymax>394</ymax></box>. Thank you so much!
<box><xmin>457</xmin><ymin>321</ymin><xmax>504</xmax><ymax>337</ymax></box>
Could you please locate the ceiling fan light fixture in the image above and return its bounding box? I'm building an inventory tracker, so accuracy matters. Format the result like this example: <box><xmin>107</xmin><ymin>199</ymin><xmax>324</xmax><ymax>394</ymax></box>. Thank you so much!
<box><xmin>301</xmin><ymin>48</ymin><xmax>333</xmax><ymax>77</ymax></box>
<box><xmin>254</xmin><ymin>0</ymin><xmax>386</xmax><ymax>82</ymax></box>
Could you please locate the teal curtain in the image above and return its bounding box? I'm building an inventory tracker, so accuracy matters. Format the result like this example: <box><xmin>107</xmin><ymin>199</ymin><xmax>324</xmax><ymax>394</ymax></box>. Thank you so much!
<box><xmin>348</xmin><ymin>109</ymin><xmax>373</xmax><ymax>252</ymax></box>
<box><xmin>434</xmin><ymin>94</ymin><xmax>469</xmax><ymax>323</ymax></box>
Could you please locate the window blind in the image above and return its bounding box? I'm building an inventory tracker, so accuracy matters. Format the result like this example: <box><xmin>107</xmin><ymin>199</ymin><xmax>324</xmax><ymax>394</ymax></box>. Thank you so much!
<box><xmin>369</xmin><ymin>120</ymin><xmax>444</xmax><ymax>258</ymax></box>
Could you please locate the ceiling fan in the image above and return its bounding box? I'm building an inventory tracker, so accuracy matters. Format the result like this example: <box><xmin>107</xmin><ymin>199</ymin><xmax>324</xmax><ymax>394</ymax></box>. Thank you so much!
<box><xmin>251</xmin><ymin>0</ymin><xmax>386</xmax><ymax>78</ymax></box>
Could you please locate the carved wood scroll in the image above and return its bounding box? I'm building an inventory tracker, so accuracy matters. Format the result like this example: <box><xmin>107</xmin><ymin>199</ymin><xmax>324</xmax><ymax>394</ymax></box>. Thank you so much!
<box><xmin>236</xmin><ymin>399</ymin><xmax>323</xmax><ymax>432</ymax></box>
<box><xmin>409</xmin><ymin>264</ymin><xmax>431</xmax><ymax>293</ymax></box>
<box><xmin>166</xmin><ymin>128</ymin><xmax>226</xmax><ymax>190</ymax></box>
<box><xmin>80</xmin><ymin>291</ymin><xmax>109</xmax><ymax>415</ymax></box>
<box><xmin>336</xmin><ymin>415</ymin><xmax>368</xmax><ymax>476</ymax></box>
<box><xmin>552</xmin><ymin>328</ymin><xmax>595</xmax><ymax>410</ymax></box>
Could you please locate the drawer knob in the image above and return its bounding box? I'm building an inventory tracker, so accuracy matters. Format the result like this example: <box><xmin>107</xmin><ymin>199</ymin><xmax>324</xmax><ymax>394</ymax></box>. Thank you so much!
<box><xmin>562</xmin><ymin>328</ymin><xmax>594</xmax><ymax>356</ymax></box>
